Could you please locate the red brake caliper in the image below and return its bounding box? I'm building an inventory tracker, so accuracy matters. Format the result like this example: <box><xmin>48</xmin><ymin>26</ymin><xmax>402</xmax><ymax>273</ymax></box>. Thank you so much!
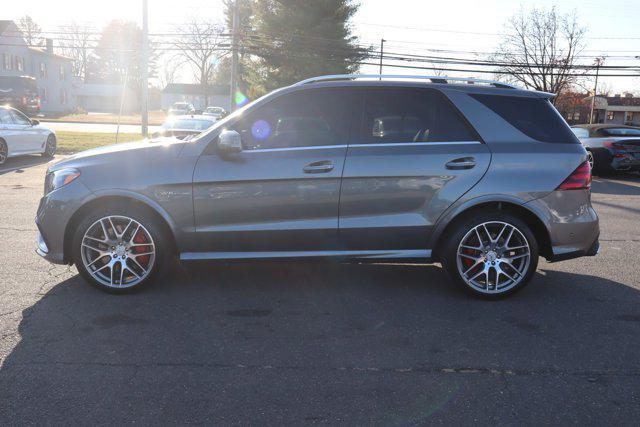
<box><xmin>462</xmin><ymin>249</ymin><xmax>475</xmax><ymax>268</ymax></box>
<box><xmin>132</xmin><ymin>230</ymin><xmax>151</xmax><ymax>267</ymax></box>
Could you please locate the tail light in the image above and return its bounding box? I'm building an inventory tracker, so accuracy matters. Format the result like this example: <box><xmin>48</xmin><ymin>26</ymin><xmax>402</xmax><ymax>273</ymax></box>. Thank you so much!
<box><xmin>557</xmin><ymin>161</ymin><xmax>591</xmax><ymax>190</ymax></box>
<box><xmin>22</xmin><ymin>96</ymin><xmax>27</xmax><ymax>105</ymax></box>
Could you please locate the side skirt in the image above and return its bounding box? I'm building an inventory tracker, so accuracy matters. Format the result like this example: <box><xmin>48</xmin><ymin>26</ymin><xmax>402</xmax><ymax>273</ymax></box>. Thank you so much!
<box><xmin>180</xmin><ymin>249</ymin><xmax>432</xmax><ymax>263</ymax></box>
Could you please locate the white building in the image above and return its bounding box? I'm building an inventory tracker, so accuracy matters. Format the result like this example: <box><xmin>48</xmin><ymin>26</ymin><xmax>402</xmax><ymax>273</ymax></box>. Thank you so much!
<box><xmin>0</xmin><ymin>20</ymin><xmax>76</xmax><ymax>113</ymax></box>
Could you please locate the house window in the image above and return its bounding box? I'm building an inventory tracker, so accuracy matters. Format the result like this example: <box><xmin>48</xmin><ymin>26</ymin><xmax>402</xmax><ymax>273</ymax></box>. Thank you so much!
<box><xmin>59</xmin><ymin>65</ymin><xmax>65</xmax><ymax>81</ymax></box>
<box><xmin>16</xmin><ymin>56</ymin><xmax>23</xmax><ymax>72</ymax></box>
<box><xmin>40</xmin><ymin>62</ymin><xmax>47</xmax><ymax>78</ymax></box>
<box><xmin>41</xmin><ymin>87</ymin><xmax>47</xmax><ymax>102</ymax></box>
<box><xmin>60</xmin><ymin>88</ymin><xmax>66</xmax><ymax>105</ymax></box>
<box><xmin>4</xmin><ymin>54</ymin><xmax>12</xmax><ymax>70</ymax></box>
<box><xmin>606</xmin><ymin>111</ymin><xmax>614</xmax><ymax>121</ymax></box>
<box><xmin>626</xmin><ymin>112</ymin><xmax>636</xmax><ymax>123</ymax></box>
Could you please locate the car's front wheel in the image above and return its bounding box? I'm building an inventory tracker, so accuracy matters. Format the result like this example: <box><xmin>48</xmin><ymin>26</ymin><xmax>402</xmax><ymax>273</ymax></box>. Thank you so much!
<box><xmin>441</xmin><ymin>210</ymin><xmax>539</xmax><ymax>298</ymax></box>
<box><xmin>42</xmin><ymin>134</ymin><xmax>56</xmax><ymax>158</ymax></box>
<box><xmin>72</xmin><ymin>204</ymin><xmax>168</xmax><ymax>293</ymax></box>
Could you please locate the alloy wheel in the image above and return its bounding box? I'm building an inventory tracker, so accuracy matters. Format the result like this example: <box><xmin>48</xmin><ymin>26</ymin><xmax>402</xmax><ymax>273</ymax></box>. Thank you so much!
<box><xmin>587</xmin><ymin>151</ymin><xmax>594</xmax><ymax>171</ymax></box>
<box><xmin>45</xmin><ymin>135</ymin><xmax>56</xmax><ymax>157</ymax></box>
<box><xmin>0</xmin><ymin>142</ymin><xmax>7</xmax><ymax>164</ymax></box>
<box><xmin>80</xmin><ymin>215</ymin><xmax>156</xmax><ymax>288</ymax></box>
<box><xmin>456</xmin><ymin>221</ymin><xmax>531</xmax><ymax>295</ymax></box>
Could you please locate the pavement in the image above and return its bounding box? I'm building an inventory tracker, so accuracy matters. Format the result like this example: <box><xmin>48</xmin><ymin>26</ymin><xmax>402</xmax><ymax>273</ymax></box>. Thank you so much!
<box><xmin>40</xmin><ymin>121</ymin><xmax>162</xmax><ymax>134</ymax></box>
<box><xmin>0</xmin><ymin>155</ymin><xmax>639</xmax><ymax>424</ymax></box>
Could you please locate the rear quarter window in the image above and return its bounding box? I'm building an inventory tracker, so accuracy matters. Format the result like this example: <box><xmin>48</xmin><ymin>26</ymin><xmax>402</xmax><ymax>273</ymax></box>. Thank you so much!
<box><xmin>471</xmin><ymin>94</ymin><xmax>579</xmax><ymax>144</ymax></box>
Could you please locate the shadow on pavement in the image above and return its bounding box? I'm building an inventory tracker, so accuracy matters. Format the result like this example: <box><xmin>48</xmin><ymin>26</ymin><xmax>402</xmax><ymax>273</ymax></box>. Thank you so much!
<box><xmin>1</xmin><ymin>262</ymin><xmax>639</xmax><ymax>423</ymax></box>
<box><xmin>591</xmin><ymin>172</ymin><xmax>640</xmax><ymax>196</ymax></box>
<box><xmin>0</xmin><ymin>155</ymin><xmax>53</xmax><ymax>176</ymax></box>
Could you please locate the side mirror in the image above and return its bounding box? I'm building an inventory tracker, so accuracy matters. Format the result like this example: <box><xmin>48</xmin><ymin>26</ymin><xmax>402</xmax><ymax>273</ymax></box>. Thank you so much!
<box><xmin>218</xmin><ymin>129</ymin><xmax>242</xmax><ymax>153</ymax></box>
<box><xmin>30</xmin><ymin>119</ymin><xmax>39</xmax><ymax>126</ymax></box>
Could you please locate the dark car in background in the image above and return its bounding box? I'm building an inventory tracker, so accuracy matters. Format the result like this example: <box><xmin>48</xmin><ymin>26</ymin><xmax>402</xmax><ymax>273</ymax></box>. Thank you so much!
<box><xmin>571</xmin><ymin>124</ymin><xmax>640</xmax><ymax>174</ymax></box>
<box><xmin>0</xmin><ymin>76</ymin><xmax>40</xmax><ymax>116</ymax></box>
<box><xmin>154</xmin><ymin>115</ymin><xmax>216</xmax><ymax>140</ymax></box>
<box><xmin>167</xmin><ymin>102</ymin><xmax>195</xmax><ymax>116</ymax></box>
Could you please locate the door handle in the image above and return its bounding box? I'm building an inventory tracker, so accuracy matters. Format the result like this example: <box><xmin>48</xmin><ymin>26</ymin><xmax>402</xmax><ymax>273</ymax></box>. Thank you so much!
<box><xmin>303</xmin><ymin>160</ymin><xmax>334</xmax><ymax>173</ymax></box>
<box><xmin>445</xmin><ymin>157</ymin><xmax>476</xmax><ymax>170</ymax></box>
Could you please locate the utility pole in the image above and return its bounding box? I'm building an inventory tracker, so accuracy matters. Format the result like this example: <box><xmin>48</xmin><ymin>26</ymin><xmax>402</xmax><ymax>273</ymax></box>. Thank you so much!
<box><xmin>589</xmin><ymin>57</ymin><xmax>604</xmax><ymax>125</ymax></box>
<box><xmin>230</xmin><ymin>0</ymin><xmax>239</xmax><ymax>112</ymax></box>
<box><xmin>379</xmin><ymin>38</ymin><xmax>385</xmax><ymax>80</ymax></box>
<box><xmin>141</xmin><ymin>0</ymin><xmax>149</xmax><ymax>137</ymax></box>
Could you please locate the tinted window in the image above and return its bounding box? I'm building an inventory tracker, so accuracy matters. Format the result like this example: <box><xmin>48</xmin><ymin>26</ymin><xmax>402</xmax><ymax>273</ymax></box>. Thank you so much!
<box><xmin>234</xmin><ymin>88</ymin><xmax>357</xmax><ymax>150</ymax></box>
<box><xmin>472</xmin><ymin>94</ymin><xmax>579</xmax><ymax>143</ymax></box>
<box><xmin>358</xmin><ymin>88</ymin><xmax>477</xmax><ymax>144</ymax></box>
<box><xmin>601</xmin><ymin>127</ymin><xmax>640</xmax><ymax>137</ymax></box>
<box><xmin>10</xmin><ymin>109</ymin><xmax>31</xmax><ymax>125</ymax></box>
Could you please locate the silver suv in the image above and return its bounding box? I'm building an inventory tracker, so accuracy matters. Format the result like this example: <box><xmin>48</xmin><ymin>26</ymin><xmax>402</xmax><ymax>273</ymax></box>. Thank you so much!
<box><xmin>35</xmin><ymin>75</ymin><xmax>599</xmax><ymax>297</ymax></box>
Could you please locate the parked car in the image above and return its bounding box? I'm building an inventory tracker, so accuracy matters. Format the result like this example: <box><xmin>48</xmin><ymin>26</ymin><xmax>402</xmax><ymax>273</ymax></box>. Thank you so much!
<box><xmin>0</xmin><ymin>76</ymin><xmax>41</xmax><ymax>116</ymax></box>
<box><xmin>154</xmin><ymin>115</ymin><xmax>217</xmax><ymax>140</ymax></box>
<box><xmin>168</xmin><ymin>102</ymin><xmax>195</xmax><ymax>116</ymax></box>
<box><xmin>203</xmin><ymin>106</ymin><xmax>228</xmax><ymax>120</ymax></box>
<box><xmin>36</xmin><ymin>74</ymin><xmax>599</xmax><ymax>298</ymax></box>
<box><xmin>0</xmin><ymin>106</ymin><xmax>56</xmax><ymax>165</ymax></box>
<box><xmin>571</xmin><ymin>124</ymin><xmax>640</xmax><ymax>175</ymax></box>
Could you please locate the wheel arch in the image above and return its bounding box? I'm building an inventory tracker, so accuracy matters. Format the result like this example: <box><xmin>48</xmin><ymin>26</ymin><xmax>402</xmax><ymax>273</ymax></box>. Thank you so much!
<box><xmin>430</xmin><ymin>196</ymin><xmax>552</xmax><ymax>261</ymax></box>
<box><xmin>63</xmin><ymin>192</ymin><xmax>178</xmax><ymax>264</ymax></box>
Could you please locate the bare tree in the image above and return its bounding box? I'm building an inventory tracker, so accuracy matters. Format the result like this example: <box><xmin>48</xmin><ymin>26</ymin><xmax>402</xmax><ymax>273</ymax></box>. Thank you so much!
<box><xmin>493</xmin><ymin>7</ymin><xmax>586</xmax><ymax>97</ymax></box>
<box><xmin>158</xmin><ymin>55</ymin><xmax>184</xmax><ymax>89</ymax></box>
<box><xmin>17</xmin><ymin>15</ymin><xmax>43</xmax><ymax>46</ymax></box>
<box><xmin>59</xmin><ymin>22</ymin><xmax>95</xmax><ymax>82</ymax></box>
<box><xmin>172</xmin><ymin>18</ymin><xmax>226</xmax><ymax>96</ymax></box>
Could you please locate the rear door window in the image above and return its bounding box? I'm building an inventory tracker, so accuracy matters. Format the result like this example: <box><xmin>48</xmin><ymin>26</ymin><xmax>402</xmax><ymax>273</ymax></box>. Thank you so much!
<box><xmin>0</xmin><ymin>109</ymin><xmax>12</xmax><ymax>124</ymax></box>
<box><xmin>471</xmin><ymin>94</ymin><xmax>579</xmax><ymax>143</ymax></box>
<box><xmin>601</xmin><ymin>128</ymin><xmax>640</xmax><ymax>137</ymax></box>
<box><xmin>571</xmin><ymin>128</ymin><xmax>589</xmax><ymax>138</ymax></box>
<box><xmin>357</xmin><ymin>88</ymin><xmax>479</xmax><ymax>144</ymax></box>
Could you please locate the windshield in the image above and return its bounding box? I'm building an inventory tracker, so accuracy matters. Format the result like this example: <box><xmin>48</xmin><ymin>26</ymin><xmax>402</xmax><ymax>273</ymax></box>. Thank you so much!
<box><xmin>602</xmin><ymin>127</ymin><xmax>640</xmax><ymax>136</ymax></box>
<box><xmin>164</xmin><ymin>119</ymin><xmax>215</xmax><ymax>130</ymax></box>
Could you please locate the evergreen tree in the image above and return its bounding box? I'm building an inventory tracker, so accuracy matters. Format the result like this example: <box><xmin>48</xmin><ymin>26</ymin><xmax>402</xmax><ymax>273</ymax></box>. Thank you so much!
<box><xmin>222</xmin><ymin>0</ymin><xmax>366</xmax><ymax>96</ymax></box>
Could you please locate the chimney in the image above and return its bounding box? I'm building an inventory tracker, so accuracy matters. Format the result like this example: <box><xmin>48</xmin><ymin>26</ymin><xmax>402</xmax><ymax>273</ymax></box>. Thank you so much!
<box><xmin>45</xmin><ymin>38</ymin><xmax>53</xmax><ymax>54</ymax></box>
<box><xmin>614</xmin><ymin>93</ymin><xmax>621</xmax><ymax>98</ymax></box>
<box><xmin>624</xmin><ymin>93</ymin><xmax>633</xmax><ymax>98</ymax></box>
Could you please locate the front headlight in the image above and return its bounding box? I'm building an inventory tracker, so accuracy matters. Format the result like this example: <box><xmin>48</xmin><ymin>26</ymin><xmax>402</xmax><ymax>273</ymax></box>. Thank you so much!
<box><xmin>44</xmin><ymin>168</ymin><xmax>80</xmax><ymax>195</ymax></box>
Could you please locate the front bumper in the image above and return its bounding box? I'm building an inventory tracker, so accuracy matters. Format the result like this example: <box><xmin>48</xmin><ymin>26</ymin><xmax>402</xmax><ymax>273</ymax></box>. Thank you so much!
<box><xmin>35</xmin><ymin>179</ymin><xmax>94</xmax><ymax>265</ymax></box>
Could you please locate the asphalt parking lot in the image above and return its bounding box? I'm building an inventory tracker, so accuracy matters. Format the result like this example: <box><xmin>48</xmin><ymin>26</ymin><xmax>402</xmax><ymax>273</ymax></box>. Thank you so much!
<box><xmin>0</xmin><ymin>155</ymin><xmax>639</xmax><ymax>424</ymax></box>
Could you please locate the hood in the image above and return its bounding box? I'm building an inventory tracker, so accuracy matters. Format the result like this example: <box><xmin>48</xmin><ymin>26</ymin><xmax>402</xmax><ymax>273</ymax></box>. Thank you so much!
<box><xmin>49</xmin><ymin>137</ymin><xmax>186</xmax><ymax>172</ymax></box>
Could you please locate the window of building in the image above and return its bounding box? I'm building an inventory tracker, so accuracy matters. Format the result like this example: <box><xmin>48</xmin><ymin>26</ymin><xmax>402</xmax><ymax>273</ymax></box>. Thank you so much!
<box><xmin>4</xmin><ymin>54</ymin><xmax>12</xmax><ymax>70</ymax></box>
<box><xmin>40</xmin><ymin>62</ymin><xmax>47</xmax><ymax>78</ymax></box>
<box><xmin>16</xmin><ymin>56</ymin><xmax>23</xmax><ymax>72</ymax></box>
<box><xmin>41</xmin><ymin>87</ymin><xmax>47</xmax><ymax>102</ymax></box>
<box><xmin>359</xmin><ymin>88</ymin><xmax>478</xmax><ymax>144</ymax></box>
<box><xmin>606</xmin><ymin>111</ymin><xmax>615</xmax><ymax>121</ymax></box>
<box><xmin>232</xmin><ymin>88</ymin><xmax>358</xmax><ymax>150</ymax></box>
<box><xmin>59</xmin><ymin>65</ymin><xmax>65</xmax><ymax>81</ymax></box>
<box><xmin>60</xmin><ymin>88</ymin><xmax>66</xmax><ymax>105</ymax></box>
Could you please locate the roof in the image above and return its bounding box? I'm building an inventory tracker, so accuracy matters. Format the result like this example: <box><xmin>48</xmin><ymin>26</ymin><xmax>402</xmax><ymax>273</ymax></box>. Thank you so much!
<box><xmin>606</xmin><ymin>96</ymin><xmax>640</xmax><ymax>107</ymax></box>
<box><xmin>163</xmin><ymin>83</ymin><xmax>229</xmax><ymax>95</ymax></box>
<box><xmin>0</xmin><ymin>20</ymin><xmax>13</xmax><ymax>35</ymax></box>
<box><xmin>28</xmin><ymin>47</ymin><xmax>73</xmax><ymax>61</ymax></box>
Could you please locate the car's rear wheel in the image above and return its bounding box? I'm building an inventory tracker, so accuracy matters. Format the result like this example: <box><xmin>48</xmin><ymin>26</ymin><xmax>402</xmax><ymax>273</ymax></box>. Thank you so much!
<box><xmin>441</xmin><ymin>210</ymin><xmax>539</xmax><ymax>298</ymax></box>
<box><xmin>0</xmin><ymin>139</ymin><xmax>7</xmax><ymax>165</ymax></box>
<box><xmin>72</xmin><ymin>204</ymin><xmax>169</xmax><ymax>293</ymax></box>
<box><xmin>587</xmin><ymin>150</ymin><xmax>595</xmax><ymax>172</ymax></box>
<box><xmin>42</xmin><ymin>134</ymin><xmax>56</xmax><ymax>158</ymax></box>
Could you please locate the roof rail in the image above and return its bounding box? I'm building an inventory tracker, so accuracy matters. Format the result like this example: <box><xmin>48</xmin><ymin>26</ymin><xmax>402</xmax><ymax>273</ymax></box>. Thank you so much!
<box><xmin>294</xmin><ymin>74</ymin><xmax>517</xmax><ymax>89</ymax></box>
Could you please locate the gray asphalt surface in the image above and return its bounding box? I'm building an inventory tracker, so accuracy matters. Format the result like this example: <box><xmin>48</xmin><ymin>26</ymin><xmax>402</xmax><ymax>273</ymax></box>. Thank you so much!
<box><xmin>0</xmin><ymin>155</ymin><xmax>639</xmax><ymax>425</ymax></box>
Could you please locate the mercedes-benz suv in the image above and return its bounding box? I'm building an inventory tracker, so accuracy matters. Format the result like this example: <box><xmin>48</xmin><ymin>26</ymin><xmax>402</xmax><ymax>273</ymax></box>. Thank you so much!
<box><xmin>35</xmin><ymin>75</ymin><xmax>599</xmax><ymax>297</ymax></box>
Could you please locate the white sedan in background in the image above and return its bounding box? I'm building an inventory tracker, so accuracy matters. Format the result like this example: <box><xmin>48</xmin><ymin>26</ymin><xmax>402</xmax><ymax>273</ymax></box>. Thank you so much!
<box><xmin>0</xmin><ymin>106</ymin><xmax>56</xmax><ymax>165</ymax></box>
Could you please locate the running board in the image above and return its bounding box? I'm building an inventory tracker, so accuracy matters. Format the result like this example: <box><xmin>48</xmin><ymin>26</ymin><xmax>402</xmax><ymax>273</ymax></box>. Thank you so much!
<box><xmin>180</xmin><ymin>249</ymin><xmax>432</xmax><ymax>262</ymax></box>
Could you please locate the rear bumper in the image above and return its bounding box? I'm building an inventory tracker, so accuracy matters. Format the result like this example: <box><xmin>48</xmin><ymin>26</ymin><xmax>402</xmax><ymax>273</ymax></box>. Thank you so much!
<box><xmin>524</xmin><ymin>189</ymin><xmax>600</xmax><ymax>262</ymax></box>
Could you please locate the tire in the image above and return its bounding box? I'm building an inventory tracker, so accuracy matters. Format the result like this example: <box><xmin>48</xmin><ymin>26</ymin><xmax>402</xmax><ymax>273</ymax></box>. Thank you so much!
<box><xmin>0</xmin><ymin>139</ymin><xmax>7</xmax><ymax>165</ymax></box>
<box><xmin>72</xmin><ymin>203</ymin><xmax>171</xmax><ymax>293</ymax></box>
<box><xmin>440</xmin><ymin>209</ymin><xmax>539</xmax><ymax>299</ymax></box>
<box><xmin>42</xmin><ymin>134</ymin><xmax>56</xmax><ymax>158</ymax></box>
<box><xmin>590</xmin><ymin>149</ymin><xmax>612</xmax><ymax>176</ymax></box>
